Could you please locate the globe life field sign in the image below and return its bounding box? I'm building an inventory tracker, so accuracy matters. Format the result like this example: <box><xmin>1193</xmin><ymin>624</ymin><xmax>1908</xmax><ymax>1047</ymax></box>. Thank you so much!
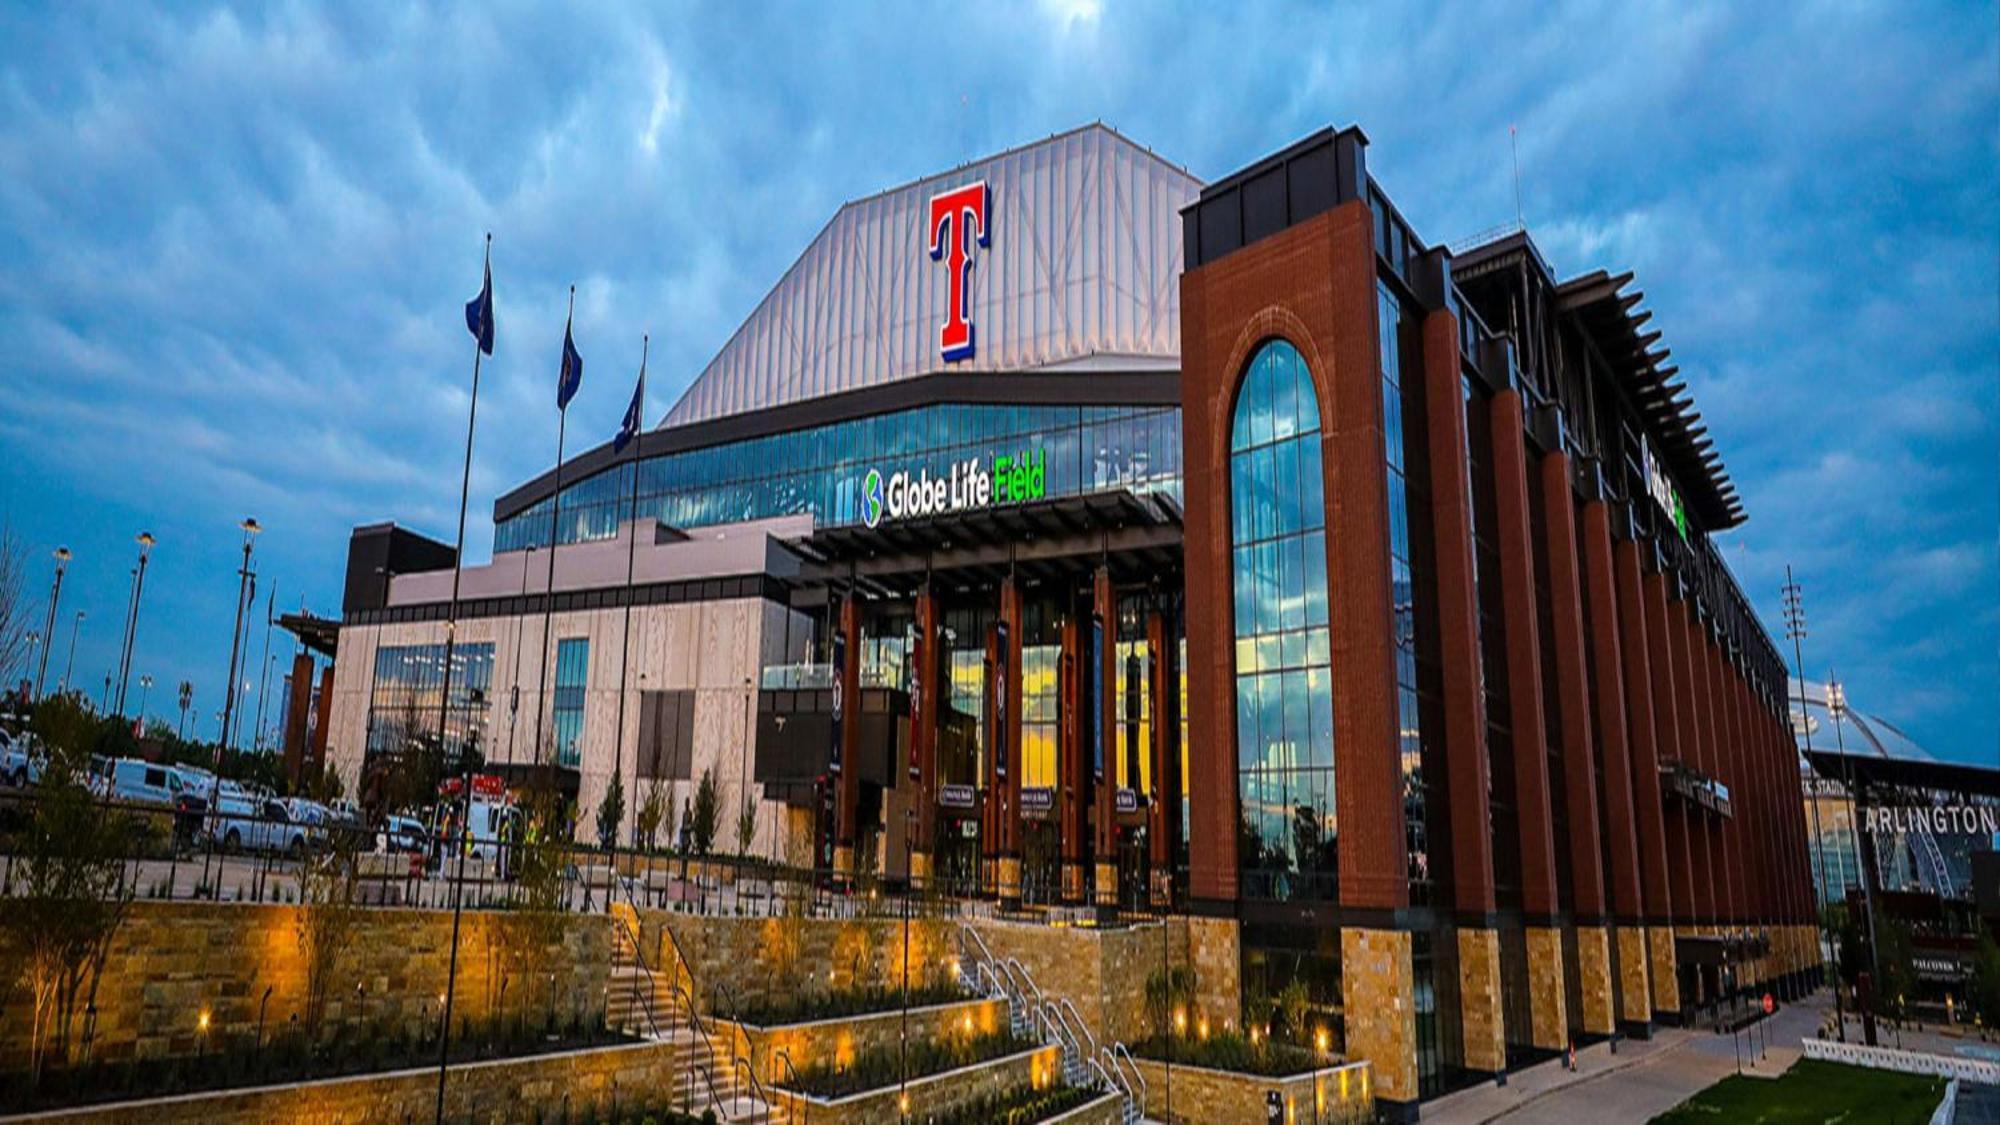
<box><xmin>861</xmin><ymin>449</ymin><xmax>1047</xmax><ymax>528</ymax></box>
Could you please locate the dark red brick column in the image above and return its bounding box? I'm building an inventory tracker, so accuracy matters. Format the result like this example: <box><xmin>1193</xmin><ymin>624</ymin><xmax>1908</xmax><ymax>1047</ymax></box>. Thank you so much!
<box><xmin>834</xmin><ymin>594</ymin><xmax>863</xmax><ymax>877</ymax></box>
<box><xmin>1668</xmin><ymin>599</ymin><xmax>1716</xmax><ymax>925</ymax></box>
<box><xmin>1615</xmin><ymin>540</ymin><xmax>1674</xmax><ymax>927</ymax></box>
<box><xmin>1581</xmin><ymin>503</ymin><xmax>1646</xmax><ymax>925</ymax></box>
<box><xmin>1092</xmin><ymin>569</ymin><xmax>1118</xmax><ymax>904</ymax></box>
<box><xmin>1489</xmin><ymin>392</ymin><xmax>1559</xmax><ymax>921</ymax></box>
<box><xmin>283</xmin><ymin>651</ymin><xmax>315</xmax><ymax>784</ymax></box>
<box><xmin>310</xmin><ymin>663</ymin><xmax>335</xmax><ymax>772</ymax></box>
<box><xmin>997</xmin><ymin>576</ymin><xmax>1023</xmax><ymax>902</ymax></box>
<box><xmin>911</xmin><ymin>585</ymin><xmax>940</xmax><ymax>885</ymax></box>
<box><xmin>1421</xmin><ymin>307</ymin><xmax>1497</xmax><ymax>918</ymax></box>
<box><xmin>1060</xmin><ymin>610</ymin><xmax>1085</xmax><ymax>903</ymax></box>
<box><xmin>1692</xmin><ymin>621</ymin><xmax>1737</xmax><ymax>924</ymax></box>
<box><xmin>1146</xmin><ymin>603</ymin><xmax>1179</xmax><ymax>906</ymax></box>
<box><xmin>1539</xmin><ymin>455</ymin><xmax>1606</xmax><ymax>923</ymax></box>
<box><xmin>1644</xmin><ymin>573</ymin><xmax>1698</xmax><ymax>929</ymax></box>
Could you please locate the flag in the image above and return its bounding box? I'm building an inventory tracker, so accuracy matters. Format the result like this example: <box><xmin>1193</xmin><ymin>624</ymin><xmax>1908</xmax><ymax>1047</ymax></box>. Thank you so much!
<box><xmin>464</xmin><ymin>259</ymin><xmax>494</xmax><ymax>355</ymax></box>
<box><xmin>557</xmin><ymin>315</ymin><xmax>583</xmax><ymax>410</ymax></box>
<box><xmin>613</xmin><ymin>353</ymin><xmax>645</xmax><ymax>454</ymax></box>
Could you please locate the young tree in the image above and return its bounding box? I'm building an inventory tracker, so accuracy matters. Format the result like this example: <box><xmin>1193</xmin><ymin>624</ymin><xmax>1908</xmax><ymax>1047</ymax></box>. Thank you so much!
<box><xmin>1969</xmin><ymin>931</ymin><xmax>2000</xmax><ymax>1030</ymax></box>
<box><xmin>595</xmin><ymin>771</ymin><xmax>625</xmax><ymax>852</ymax></box>
<box><xmin>689</xmin><ymin>769</ymin><xmax>719</xmax><ymax>856</ymax></box>
<box><xmin>735</xmin><ymin>798</ymin><xmax>756</xmax><ymax>858</ymax></box>
<box><xmin>1875</xmin><ymin>918</ymin><xmax>1918</xmax><ymax>1022</ymax></box>
<box><xmin>295</xmin><ymin>830</ymin><xmax>359</xmax><ymax>1038</ymax></box>
<box><xmin>635</xmin><ymin>781</ymin><xmax>665</xmax><ymax>853</ymax></box>
<box><xmin>1</xmin><ymin>736</ymin><xmax>134</xmax><ymax>1080</ymax></box>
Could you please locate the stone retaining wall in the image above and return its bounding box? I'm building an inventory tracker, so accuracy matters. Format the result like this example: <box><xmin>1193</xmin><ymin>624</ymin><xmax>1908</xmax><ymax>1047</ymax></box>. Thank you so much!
<box><xmin>640</xmin><ymin>908</ymin><xmax>958</xmax><ymax>1017</ymax></box>
<box><xmin>1128</xmin><ymin>1056</ymin><xmax>1373</xmax><ymax>1125</ymax></box>
<box><xmin>0</xmin><ymin>1039</ymin><xmax>678</xmax><ymax>1124</ymax></box>
<box><xmin>769</xmin><ymin>1044</ymin><xmax>1062</xmax><ymax>1125</ymax></box>
<box><xmin>715</xmin><ymin>997</ymin><xmax>1008</xmax><ymax>1086</ymax></box>
<box><xmin>0</xmin><ymin>901</ymin><xmax>610</xmax><ymax>1071</ymax></box>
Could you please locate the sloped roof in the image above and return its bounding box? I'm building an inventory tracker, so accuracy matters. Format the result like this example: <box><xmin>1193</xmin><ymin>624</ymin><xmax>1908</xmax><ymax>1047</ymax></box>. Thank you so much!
<box><xmin>661</xmin><ymin>123</ymin><xmax>1202</xmax><ymax>428</ymax></box>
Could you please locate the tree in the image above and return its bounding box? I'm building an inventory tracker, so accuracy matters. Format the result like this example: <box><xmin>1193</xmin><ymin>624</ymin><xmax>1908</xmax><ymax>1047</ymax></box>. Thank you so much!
<box><xmin>735</xmin><ymin>798</ymin><xmax>756</xmax><ymax>858</ymax></box>
<box><xmin>1</xmin><ymin>737</ymin><xmax>134</xmax><ymax>1080</ymax></box>
<box><xmin>689</xmin><ymin>769</ymin><xmax>719</xmax><ymax>856</ymax></box>
<box><xmin>0</xmin><ymin>524</ymin><xmax>33</xmax><ymax>692</ymax></box>
<box><xmin>1969</xmin><ymin>930</ymin><xmax>2000</xmax><ymax>1030</ymax></box>
<box><xmin>596</xmin><ymin>771</ymin><xmax>625</xmax><ymax>852</ymax></box>
<box><xmin>1875</xmin><ymin>918</ymin><xmax>1917</xmax><ymax>1021</ymax></box>
<box><xmin>635</xmin><ymin>781</ymin><xmax>665</xmax><ymax>853</ymax></box>
<box><xmin>295</xmin><ymin>829</ymin><xmax>359</xmax><ymax>1038</ymax></box>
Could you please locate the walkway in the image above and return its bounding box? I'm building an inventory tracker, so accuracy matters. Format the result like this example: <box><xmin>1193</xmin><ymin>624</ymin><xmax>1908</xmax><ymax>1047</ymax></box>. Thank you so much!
<box><xmin>1423</xmin><ymin>996</ymin><xmax>1822</xmax><ymax>1124</ymax></box>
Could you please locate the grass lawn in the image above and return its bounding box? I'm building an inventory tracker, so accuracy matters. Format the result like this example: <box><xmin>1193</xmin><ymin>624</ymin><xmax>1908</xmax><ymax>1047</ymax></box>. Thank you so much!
<box><xmin>1649</xmin><ymin>1058</ymin><xmax>1946</xmax><ymax>1124</ymax></box>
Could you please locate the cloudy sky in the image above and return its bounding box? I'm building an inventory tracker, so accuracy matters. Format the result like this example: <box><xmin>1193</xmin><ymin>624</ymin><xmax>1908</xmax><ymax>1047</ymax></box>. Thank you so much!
<box><xmin>1</xmin><ymin>2</ymin><xmax>1993</xmax><ymax>764</ymax></box>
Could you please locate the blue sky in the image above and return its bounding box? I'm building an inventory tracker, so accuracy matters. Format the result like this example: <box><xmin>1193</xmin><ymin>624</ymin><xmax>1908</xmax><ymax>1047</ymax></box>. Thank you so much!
<box><xmin>0</xmin><ymin>2</ymin><xmax>1994</xmax><ymax>763</ymax></box>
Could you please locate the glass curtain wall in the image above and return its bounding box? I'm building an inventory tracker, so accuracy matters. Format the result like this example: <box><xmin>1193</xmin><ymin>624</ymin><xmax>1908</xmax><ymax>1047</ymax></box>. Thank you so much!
<box><xmin>364</xmin><ymin>642</ymin><xmax>496</xmax><ymax>766</ymax></box>
<box><xmin>1229</xmin><ymin>338</ymin><xmax>1338</xmax><ymax>903</ymax></box>
<box><xmin>496</xmin><ymin>403</ymin><xmax>1184</xmax><ymax>551</ymax></box>
<box><xmin>552</xmin><ymin>637</ymin><xmax>589</xmax><ymax>767</ymax></box>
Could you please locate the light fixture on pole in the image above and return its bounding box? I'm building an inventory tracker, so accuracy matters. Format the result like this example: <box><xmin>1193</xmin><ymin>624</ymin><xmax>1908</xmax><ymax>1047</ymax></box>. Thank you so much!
<box><xmin>139</xmin><ymin>674</ymin><xmax>154</xmax><ymax>723</ymax></box>
<box><xmin>60</xmin><ymin>609</ymin><xmax>84</xmax><ymax>695</ymax></box>
<box><xmin>115</xmin><ymin>532</ymin><xmax>156</xmax><ymax>717</ymax></box>
<box><xmin>34</xmin><ymin>547</ymin><xmax>70</xmax><ymax>701</ymax></box>
<box><xmin>219</xmin><ymin>518</ymin><xmax>261</xmax><ymax>754</ymax></box>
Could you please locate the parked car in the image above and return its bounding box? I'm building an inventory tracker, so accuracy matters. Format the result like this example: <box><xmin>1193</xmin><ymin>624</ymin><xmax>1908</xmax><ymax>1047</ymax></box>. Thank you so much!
<box><xmin>208</xmin><ymin>793</ymin><xmax>310</xmax><ymax>857</ymax></box>
<box><xmin>379</xmin><ymin>813</ymin><xmax>428</xmax><ymax>855</ymax></box>
<box><xmin>108</xmin><ymin>758</ymin><xmax>190</xmax><ymax>806</ymax></box>
<box><xmin>1</xmin><ymin>730</ymin><xmax>45</xmax><ymax>787</ymax></box>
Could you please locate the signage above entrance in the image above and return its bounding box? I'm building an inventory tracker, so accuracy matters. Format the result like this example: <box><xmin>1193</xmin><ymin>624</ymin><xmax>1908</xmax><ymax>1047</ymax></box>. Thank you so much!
<box><xmin>927</xmin><ymin>180</ymin><xmax>990</xmax><ymax>363</ymax></box>
<box><xmin>860</xmin><ymin>449</ymin><xmax>1047</xmax><ymax>528</ymax></box>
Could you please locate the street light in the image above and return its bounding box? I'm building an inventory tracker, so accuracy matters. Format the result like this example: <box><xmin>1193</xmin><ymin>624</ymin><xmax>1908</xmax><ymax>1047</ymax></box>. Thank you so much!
<box><xmin>219</xmin><ymin>518</ymin><xmax>261</xmax><ymax>753</ymax></box>
<box><xmin>34</xmin><ymin>547</ymin><xmax>70</xmax><ymax>701</ymax></box>
<box><xmin>139</xmin><ymin>675</ymin><xmax>154</xmax><ymax>724</ymax></box>
<box><xmin>59</xmin><ymin>610</ymin><xmax>85</xmax><ymax>695</ymax></box>
<box><xmin>1828</xmin><ymin>676</ymin><xmax>1881</xmax><ymax>1040</ymax></box>
<box><xmin>115</xmin><ymin>531</ymin><xmax>156</xmax><ymax>717</ymax></box>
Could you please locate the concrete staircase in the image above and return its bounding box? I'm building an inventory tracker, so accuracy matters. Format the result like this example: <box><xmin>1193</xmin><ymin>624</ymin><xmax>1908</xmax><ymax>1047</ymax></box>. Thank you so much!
<box><xmin>956</xmin><ymin>924</ymin><xmax>1145</xmax><ymax>1125</ymax></box>
<box><xmin>608</xmin><ymin>901</ymin><xmax>781</xmax><ymax>1123</ymax></box>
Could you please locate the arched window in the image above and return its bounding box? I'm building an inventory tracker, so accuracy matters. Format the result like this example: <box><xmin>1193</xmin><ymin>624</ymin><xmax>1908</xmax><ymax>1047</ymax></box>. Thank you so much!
<box><xmin>1229</xmin><ymin>339</ymin><xmax>1337</xmax><ymax>901</ymax></box>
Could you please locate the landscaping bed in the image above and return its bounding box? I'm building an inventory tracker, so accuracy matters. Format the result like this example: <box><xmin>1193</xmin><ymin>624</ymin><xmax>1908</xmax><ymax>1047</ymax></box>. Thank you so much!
<box><xmin>778</xmin><ymin>1029</ymin><xmax>1035</xmax><ymax>1099</ymax></box>
<box><xmin>1649</xmin><ymin>1058</ymin><xmax>1947</xmax><ymax>1125</ymax></box>
<box><xmin>725</xmin><ymin>978</ymin><xmax>967</xmax><ymax>1025</ymax></box>
<box><xmin>922</xmin><ymin>1083</ymin><xmax>1104</xmax><ymax>1124</ymax></box>
<box><xmin>0</xmin><ymin>1012</ymin><xmax>634</xmax><ymax>1114</ymax></box>
<box><xmin>1127</xmin><ymin>1031</ymin><xmax>1321</xmax><ymax>1077</ymax></box>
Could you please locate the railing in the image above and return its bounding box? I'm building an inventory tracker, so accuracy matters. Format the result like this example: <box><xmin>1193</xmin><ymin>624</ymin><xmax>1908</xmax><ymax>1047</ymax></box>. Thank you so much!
<box><xmin>774</xmin><ymin>1048</ymin><xmax>806</xmax><ymax>1125</ymax></box>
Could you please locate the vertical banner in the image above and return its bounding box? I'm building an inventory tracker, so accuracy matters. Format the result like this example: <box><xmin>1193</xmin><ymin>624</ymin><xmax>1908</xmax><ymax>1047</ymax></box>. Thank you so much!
<box><xmin>1090</xmin><ymin>615</ymin><xmax>1105</xmax><ymax>783</ymax></box>
<box><xmin>1125</xmin><ymin>648</ymin><xmax>1143</xmax><ymax>789</ymax></box>
<box><xmin>829</xmin><ymin>625</ymin><xmax>846</xmax><ymax>776</ymax></box>
<box><xmin>992</xmin><ymin>620</ymin><xmax>1009</xmax><ymax>781</ymax></box>
<box><xmin>907</xmin><ymin>624</ymin><xmax>923</xmax><ymax>779</ymax></box>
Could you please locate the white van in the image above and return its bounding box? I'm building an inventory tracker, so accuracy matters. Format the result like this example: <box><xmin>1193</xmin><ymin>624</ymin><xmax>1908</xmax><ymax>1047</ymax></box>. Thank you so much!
<box><xmin>108</xmin><ymin>758</ymin><xmax>188</xmax><ymax>806</ymax></box>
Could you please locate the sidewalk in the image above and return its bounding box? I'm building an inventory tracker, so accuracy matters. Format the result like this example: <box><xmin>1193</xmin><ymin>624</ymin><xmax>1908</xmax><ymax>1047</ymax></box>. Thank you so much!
<box><xmin>1422</xmin><ymin>998</ymin><xmax>1822</xmax><ymax>1124</ymax></box>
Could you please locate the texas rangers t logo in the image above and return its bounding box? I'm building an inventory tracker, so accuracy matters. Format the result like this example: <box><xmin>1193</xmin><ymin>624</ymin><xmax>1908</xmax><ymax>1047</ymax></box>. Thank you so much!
<box><xmin>927</xmin><ymin>181</ymin><xmax>990</xmax><ymax>362</ymax></box>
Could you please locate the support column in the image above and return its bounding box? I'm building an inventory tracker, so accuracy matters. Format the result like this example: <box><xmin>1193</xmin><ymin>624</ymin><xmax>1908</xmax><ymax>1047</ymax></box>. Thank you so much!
<box><xmin>833</xmin><ymin>594</ymin><xmax>863</xmax><ymax>881</ymax></box>
<box><xmin>1668</xmin><ymin>597</ymin><xmax>1716</xmax><ymax>930</ymax></box>
<box><xmin>1420</xmin><ymin>308</ymin><xmax>1506</xmax><ymax>1074</ymax></box>
<box><xmin>1645</xmin><ymin>574</ymin><xmax>1699</xmax><ymax>935</ymax></box>
<box><xmin>1695</xmin><ymin>622</ymin><xmax>1738</xmax><ymax>929</ymax></box>
<box><xmin>1616</xmin><ymin>539</ymin><xmax>1680</xmax><ymax>1022</ymax></box>
<box><xmin>910</xmin><ymin>586</ymin><xmax>940</xmax><ymax>888</ymax></box>
<box><xmin>1489</xmin><ymin>392</ymin><xmax>1567</xmax><ymax>1051</ymax></box>
<box><xmin>1146</xmin><ymin>601</ymin><xmax>1181</xmax><ymax>908</ymax></box>
<box><xmin>996</xmin><ymin>576</ymin><xmax>1023</xmax><ymax>907</ymax></box>
<box><xmin>1093</xmin><ymin>569</ymin><xmax>1119</xmax><ymax>907</ymax></box>
<box><xmin>1580</xmin><ymin>501</ymin><xmax>1652</xmax><ymax>1034</ymax></box>
<box><xmin>1540</xmin><ymin>453</ymin><xmax>1614</xmax><ymax>1036</ymax></box>
<box><xmin>311</xmin><ymin>663</ymin><xmax>335</xmax><ymax>778</ymax></box>
<box><xmin>1059</xmin><ymin>612</ymin><xmax>1084</xmax><ymax>903</ymax></box>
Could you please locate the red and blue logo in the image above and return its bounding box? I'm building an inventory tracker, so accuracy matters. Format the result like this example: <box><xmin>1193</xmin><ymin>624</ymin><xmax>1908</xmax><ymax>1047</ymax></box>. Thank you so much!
<box><xmin>927</xmin><ymin>181</ymin><xmax>990</xmax><ymax>363</ymax></box>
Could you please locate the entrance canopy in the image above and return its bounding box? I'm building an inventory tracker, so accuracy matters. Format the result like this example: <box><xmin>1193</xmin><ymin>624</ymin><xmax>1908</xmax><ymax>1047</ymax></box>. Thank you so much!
<box><xmin>783</xmin><ymin>487</ymin><xmax>1182</xmax><ymax>600</ymax></box>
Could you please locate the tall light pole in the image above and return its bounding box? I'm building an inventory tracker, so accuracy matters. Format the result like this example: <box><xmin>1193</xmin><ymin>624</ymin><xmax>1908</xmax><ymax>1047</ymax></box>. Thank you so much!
<box><xmin>34</xmin><ymin>547</ymin><xmax>70</xmax><ymax>701</ymax></box>
<box><xmin>177</xmin><ymin>681</ymin><xmax>193</xmax><ymax>741</ymax></box>
<box><xmin>1782</xmin><ymin>568</ymin><xmax>1837</xmax><ymax>1027</ymax></box>
<box><xmin>115</xmin><ymin>532</ymin><xmax>156</xmax><ymax>716</ymax></box>
<box><xmin>138</xmin><ymin>674</ymin><xmax>154</xmax><ymax>725</ymax></box>
<box><xmin>219</xmin><ymin>518</ymin><xmax>260</xmax><ymax>755</ymax></box>
<box><xmin>1828</xmin><ymin>677</ymin><xmax>1881</xmax><ymax>1024</ymax></box>
<box><xmin>59</xmin><ymin>610</ymin><xmax>84</xmax><ymax>695</ymax></box>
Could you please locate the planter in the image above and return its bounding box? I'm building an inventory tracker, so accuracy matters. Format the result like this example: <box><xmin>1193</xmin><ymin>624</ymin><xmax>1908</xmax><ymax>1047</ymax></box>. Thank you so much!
<box><xmin>715</xmin><ymin>997</ymin><xmax>1008</xmax><ymax>1085</ymax></box>
<box><xmin>769</xmin><ymin>1045</ymin><xmax>1062</xmax><ymax>1125</ymax></box>
<box><xmin>1127</xmin><ymin>1055</ymin><xmax>1372</xmax><ymax>1125</ymax></box>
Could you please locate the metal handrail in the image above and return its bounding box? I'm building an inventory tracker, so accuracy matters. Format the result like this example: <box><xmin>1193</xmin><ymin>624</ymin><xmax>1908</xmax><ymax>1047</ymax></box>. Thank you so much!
<box><xmin>606</xmin><ymin>909</ymin><xmax>669</xmax><ymax>1041</ymax></box>
<box><xmin>734</xmin><ymin>1054</ymin><xmax>775</xmax><ymax>1121</ymax></box>
<box><xmin>774</xmin><ymin>1048</ymin><xmax>806</xmax><ymax>1125</ymax></box>
<box><xmin>684</xmin><ymin>1059</ymin><xmax>731</xmax><ymax>1120</ymax></box>
<box><xmin>1055</xmin><ymin>997</ymin><xmax>1097</xmax><ymax>1056</ymax></box>
<box><xmin>1108</xmin><ymin>1041</ymin><xmax>1148</xmax><ymax>1105</ymax></box>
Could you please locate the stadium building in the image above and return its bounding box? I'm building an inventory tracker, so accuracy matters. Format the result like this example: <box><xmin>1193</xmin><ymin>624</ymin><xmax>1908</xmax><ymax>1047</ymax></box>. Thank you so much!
<box><xmin>307</xmin><ymin>124</ymin><xmax>1819</xmax><ymax>1113</ymax></box>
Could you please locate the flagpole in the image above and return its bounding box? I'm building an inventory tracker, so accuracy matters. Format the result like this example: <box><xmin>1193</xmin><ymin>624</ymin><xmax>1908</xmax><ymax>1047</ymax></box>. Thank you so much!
<box><xmin>436</xmin><ymin>232</ymin><xmax>492</xmax><ymax>1125</ymax></box>
<box><xmin>611</xmin><ymin>337</ymin><xmax>647</xmax><ymax>848</ymax></box>
<box><xmin>530</xmin><ymin>285</ymin><xmax>577</xmax><ymax>782</ymax></box>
